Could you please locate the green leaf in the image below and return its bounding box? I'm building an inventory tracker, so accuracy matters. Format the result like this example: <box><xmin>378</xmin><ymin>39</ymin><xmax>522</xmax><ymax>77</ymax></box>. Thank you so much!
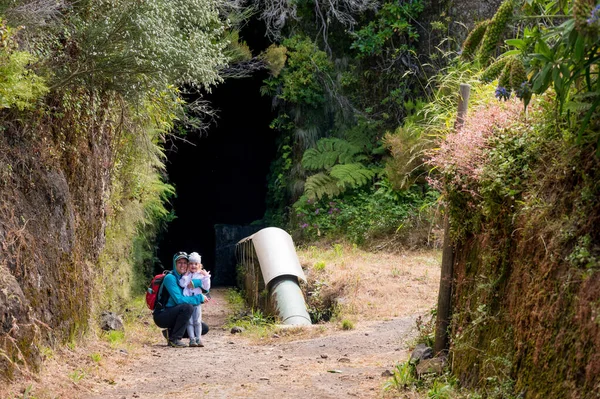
<box><xmin>533</xmin><ymin>63</ymin><xmax>552</xmax><ymax>93</ymax></box>
<box><xmin>304</xmin><ymin>173</ymin><xmax>343</xmax><ymax>200</ymax></box>
<box><xmin>574</xmin><ymin>34</ymin><xmax>585</xmax><ymax>63</ymax></box>
<box><xmin>536</xmin><ymin>38</ymin><xmax>553</xmax><ymax>60</ymax></box>
<box><xmin>505</xmin><ymin>39</ymin><xmax>526</xmax><ymax>50</ymax></box>
<box><xmin>502</xmin><ymin>50</ymin><xmax>521</xmax><ymax>57</ymax></box>
<box><xmin>330</xmin><ymin>163</ymin><xmax>376</xmax><ymax>188</ymax></box>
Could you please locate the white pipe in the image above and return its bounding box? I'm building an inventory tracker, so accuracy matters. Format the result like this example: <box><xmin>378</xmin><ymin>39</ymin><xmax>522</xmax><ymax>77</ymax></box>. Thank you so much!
<box><xmin>238</xmin><ymin>227</ymin><xmax>311</xmax><ymax>325</ymax></box>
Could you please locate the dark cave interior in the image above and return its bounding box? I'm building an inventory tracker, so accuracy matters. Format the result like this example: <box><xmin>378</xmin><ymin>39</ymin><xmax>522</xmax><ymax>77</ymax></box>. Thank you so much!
<box><xmin>155</xmin><ymin>22</ymin><xmax>277</xmax><ymax>281</ymax></box>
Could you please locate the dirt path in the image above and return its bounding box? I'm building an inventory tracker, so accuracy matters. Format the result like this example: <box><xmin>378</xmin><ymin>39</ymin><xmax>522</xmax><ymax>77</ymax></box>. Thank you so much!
<box><xmin>85</xmin><ymin>288</ymin><xmax>420</xmax><ymax>399</ymax></box>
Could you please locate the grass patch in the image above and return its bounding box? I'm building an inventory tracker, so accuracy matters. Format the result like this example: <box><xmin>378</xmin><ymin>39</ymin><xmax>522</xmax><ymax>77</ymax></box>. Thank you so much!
<box><xmin>225</xmin><ymin>289</ymin><xmax>277</xmax><ymax>339</ymax></box>
<box><xmin>341</xmin><ymin>319</ymin><xmax>354</xmax><ymax>330</ymax></box>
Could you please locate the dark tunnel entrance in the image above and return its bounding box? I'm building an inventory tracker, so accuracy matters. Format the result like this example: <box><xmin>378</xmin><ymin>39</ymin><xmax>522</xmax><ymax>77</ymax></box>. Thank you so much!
<box><xmin>155</xmin><ymin>68</ymin><xmax>277</xmax><ymax>285</ymax></box>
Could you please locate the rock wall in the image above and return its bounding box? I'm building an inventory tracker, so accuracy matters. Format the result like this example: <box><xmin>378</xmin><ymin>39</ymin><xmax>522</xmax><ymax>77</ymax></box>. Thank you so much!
<box><xmin>449</xmin><ymin>141</ymin><xmax>600</xmax><ymax>397</ymax></box>
<box><xmin>0</xmin><ymin>94</ymin><xmax>113</xmax><ymax>381</ymax></box>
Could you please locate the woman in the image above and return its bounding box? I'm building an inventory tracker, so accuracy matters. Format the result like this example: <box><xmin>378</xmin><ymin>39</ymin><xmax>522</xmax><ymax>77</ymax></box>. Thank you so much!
<box><xmin>153</xmin><ymin>252</ymin><xmax>208</xmax><ymax>347</ymax></box>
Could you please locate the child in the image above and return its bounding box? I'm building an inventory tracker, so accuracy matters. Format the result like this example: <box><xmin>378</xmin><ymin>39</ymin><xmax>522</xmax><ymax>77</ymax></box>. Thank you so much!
<box><xmin>179</xmin><ymin>252</ymin><xmax>211</xmax><ymax>347</ymax></box>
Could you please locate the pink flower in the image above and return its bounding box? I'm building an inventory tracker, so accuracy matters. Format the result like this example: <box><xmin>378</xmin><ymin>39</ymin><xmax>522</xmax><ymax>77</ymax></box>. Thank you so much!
<box><xmin>428</xmin><ymin>99</ymin><xmax>524</xmax><ymax>192</ymax></box>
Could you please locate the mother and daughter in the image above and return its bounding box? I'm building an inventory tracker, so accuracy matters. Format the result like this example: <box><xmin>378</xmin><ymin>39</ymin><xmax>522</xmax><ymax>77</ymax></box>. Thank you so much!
<box><xmin>152</xmin><ymin>251</ymin><xmax>211</xmax><ymax>348</ymax></box>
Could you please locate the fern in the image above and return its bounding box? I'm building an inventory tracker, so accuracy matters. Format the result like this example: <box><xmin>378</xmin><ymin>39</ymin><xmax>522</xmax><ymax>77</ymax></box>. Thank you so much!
<box><xmin>330</xmin><ymin>163</ymin><xmax>376</xmax><ymax>188</ymax></box>
<box><xmin>302</xmin><ymin>138</ymin><xmax>363</xmax><ymax>170</ymax></box>
<box><xmin>304</xmin><ymin>172</ymin><xmax>344</xmax><ymax>199</ymax></box>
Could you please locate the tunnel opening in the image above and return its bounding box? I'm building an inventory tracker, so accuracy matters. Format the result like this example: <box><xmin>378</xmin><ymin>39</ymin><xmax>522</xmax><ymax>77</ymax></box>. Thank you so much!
<box><xmin>156</xmin><ymin>21</ymin><xmax>277</xmax><ymax>285</ymax></box>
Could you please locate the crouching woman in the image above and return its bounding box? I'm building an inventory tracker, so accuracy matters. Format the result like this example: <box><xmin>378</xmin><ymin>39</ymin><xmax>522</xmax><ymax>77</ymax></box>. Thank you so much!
<box><xmin>153</xmin><ymin>252</ymin><xmax>207</xmax><ymax>348</ymax></box>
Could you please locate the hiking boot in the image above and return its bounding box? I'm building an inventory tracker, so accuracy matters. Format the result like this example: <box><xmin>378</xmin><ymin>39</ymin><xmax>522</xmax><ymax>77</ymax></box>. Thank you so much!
<box><xmin>189</xmin><ymin>339</ymin><xmax>198</xmax><ymax>347</ymax></box>
<box><xmin>168</xmin><ymin>339</ymin><xmax>187</xmax><ymax>348</ymax></box>
<box><xmin>161</xmin><ymin>329</ymin><xmax>169</xmax><ymax>341</ymax></box>
<box><xmin>196</xmin><ymin>338</ymin><xmax>204</xmax><ymax>347</ymax></box>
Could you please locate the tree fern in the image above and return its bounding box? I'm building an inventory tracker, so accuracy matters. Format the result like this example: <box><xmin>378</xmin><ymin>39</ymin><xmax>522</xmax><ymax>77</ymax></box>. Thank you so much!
<box><xmin>304</xmin><ymin>172</ymin><xmax>344</xmax><ymax>199</ymax></box>
<box><xmin>330</xmin><ymin>163</ymin><xmax>376</xmax><ymax>188</ymax></box>
<box><xmin>302</xmin><ymin>138</ymin><xmax>363</xmax><ymax>170</ymax></box>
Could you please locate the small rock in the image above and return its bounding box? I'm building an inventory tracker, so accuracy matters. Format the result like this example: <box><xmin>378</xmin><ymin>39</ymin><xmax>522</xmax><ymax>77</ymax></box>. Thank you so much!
<box><xmin>119</xmin><ymin>349</ymin><xmax>128</xmax><ymax>355</ymax></box>
<box><xmin>365</xmin><ymin>333</ymin><xmax>369</xmax><ymax>336</ymax></box>
<box><xmin>381</xmin><ymin>370</ymin><xmax>393</xmax><ymax>377</ymax></box>
<box><xmin>272</xmin><ymin>333</ymin><xmax>280</xmax><ymax>338</ymax></box>
<box><xmin>338</xmin><ymin>357</ymin><xmax>351</xmax><ymax>363</ymax></box>
<box><xmin>231</xmin><ymin>326</ymin><xmax>244</xmax><ymax>334</ymax></box>
<box><xmin>416</xmin><ymin>357</ymin><xmax>446</xmax><ymax>378</ymax></box>
<box><xmin>228</xmin><ymin>341</ymin><xmax>235</xmax><ymax>344</ymax></box>
<box><xmin>259</xmin><ymin>377</ymin><xmax>270</xmax><ymax>381</ymax></box>
<box><xmin>410</xmin><ymin>343</ymin><xmax>433</xmax><ymax>365</ymax></box>
<box><xmin>100</xmin><ymin>311</ymin><xmax>124</xmax><ymax>332</ymax></box>
<box><xmin>320</xmin><ymin>354</ymin><xmax>328</xmax><ymax>359</ymax></box>
<box><xmin>278</xmin><ymin>355</ymin><xmax>283</xmax><ymax>359</ymax></box>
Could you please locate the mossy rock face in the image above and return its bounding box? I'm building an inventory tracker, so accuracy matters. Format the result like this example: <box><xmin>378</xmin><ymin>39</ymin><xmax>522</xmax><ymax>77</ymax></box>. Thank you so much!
<box><xmin>0</xmin><ymin>266</ymin><xmax>37</xmax><ymax>379</ymax></box>
<box><xmin>449</xmin><ymin>138</ymin><xmax>600</xmax><ymax>398</ymax></box>
<box><xmin>0</xmin><ymin>100</ymin><xmax>110</xmax><ymax>382</ymax></box>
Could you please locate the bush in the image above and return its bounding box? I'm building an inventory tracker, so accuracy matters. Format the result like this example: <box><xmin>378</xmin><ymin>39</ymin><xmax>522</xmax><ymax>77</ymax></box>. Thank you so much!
<box><xmin>293</xmin><ymin>180</ymin><xmax>438</xmax><ymax>246</ymax></box>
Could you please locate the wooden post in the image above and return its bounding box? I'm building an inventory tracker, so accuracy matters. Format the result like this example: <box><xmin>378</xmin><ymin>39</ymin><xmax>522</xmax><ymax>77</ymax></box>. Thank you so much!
<box><xmin>433</xmin><ymin>83</ymin><xmax>470</xmax><ymax>355</ymax></box>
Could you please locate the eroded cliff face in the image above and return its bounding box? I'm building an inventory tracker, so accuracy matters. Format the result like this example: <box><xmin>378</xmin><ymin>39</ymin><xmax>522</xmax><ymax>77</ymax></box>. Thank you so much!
<box><xmin>0</xmin><ymin>94</ymin><xmax>113</xmax><ymax>380</ymax></box>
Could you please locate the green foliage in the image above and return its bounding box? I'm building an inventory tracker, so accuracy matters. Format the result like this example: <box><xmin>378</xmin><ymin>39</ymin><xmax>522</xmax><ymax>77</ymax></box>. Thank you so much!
<box><xmin>268</xmin><ymin>35</ymin><xmax>334</xmax><ymax>107</ymax></box>
<box><xmin>294</xmin><ymin>181</ymin><xmax>438</xmax><ymax>245</ymax></box>
<box><xmin>461</xmin><ymin>20</ymin><xmax>490</xmax><ymax>60</ymax></box>
<box><xmin>313</xmin><ymin>261</ymin><xmax>326</xmax><ymax>271</ymax></box>
<box><xmin>477</xmin><ymin>0</ymin><xmax>515</xmax><ymax>66</ymax></box>
<box><xmin>260</xmin><ymin>44</ymin><xmax>288</xmax><ymax>77</ymax></box>
<box><xmin>302</xmin><ymin>138</ymin><xmax>366</xmax><ymax>170</ymax></box>
<box><xmin>351</xmin><ymin>0</ymin><xmax>425</xmax><ymax>57</ymax></box>
<box><xmin>476</xmin><ymin>0</ymin><xmax>600</xmax><ymax>149</ymax></box>
<box><xmin>103</xmin><ymin>330</ymin><xmax>125</xmax><ymax>346</ymax></box>
<box><xmin>383</xmin><ymin>361</ymin><xmax>418</xmax><ymax>392</ymax></box>
<box><xmin>223</xmin><ymin>30</ymin><xmax>253</xmax><ymax>62</ymax></box>
<box><xmin>341</xmin><ymin>319</ymin><xmax>354</xmax><ymax>330</ymax></box>
<box><xmin>55</xmin><ymin>0</ymin><xmax>227</xmax><ymax>97</ymax></box>
<box><xmin>0</xmin><ymin>21</ymin><xmax>48</xmax><ymax>109</ymax></box>
<box><xmin>480</xmin><ymin>57</ymin><xmax>511</xmax><ymax>83</ymax></box>
<box><xmin>302</xmin><ymin>137</ymin><xmax>378</xmax><ymax>200</ymax></box>
<box><xmin>567</xmin><ymin>235</ymin><xmax>599</xmax><ymax>269</ymax></box>
<box><xmin>427</xmin><ymin>380</ymin><xmax>456</xmax><ymax>399</ymax></box>
<box><xmin>98</xmin><ymin>87</ymin><xmax>179</xmax><ymax>306</ymax></box>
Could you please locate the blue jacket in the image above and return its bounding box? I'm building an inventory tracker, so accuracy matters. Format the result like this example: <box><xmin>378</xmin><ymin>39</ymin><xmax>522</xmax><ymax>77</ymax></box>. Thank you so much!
<box><xmin>162</xmin><ymin>258</ymin><xmax>206</xmax><ymax>308</ymax></box>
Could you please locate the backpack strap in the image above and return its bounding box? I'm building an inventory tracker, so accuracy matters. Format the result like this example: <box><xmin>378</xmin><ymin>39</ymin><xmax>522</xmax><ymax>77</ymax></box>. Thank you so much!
<box><xmin>155</xmin><ymin>271</ymin><xmax>172</xmax><ymax>312</ymax></box>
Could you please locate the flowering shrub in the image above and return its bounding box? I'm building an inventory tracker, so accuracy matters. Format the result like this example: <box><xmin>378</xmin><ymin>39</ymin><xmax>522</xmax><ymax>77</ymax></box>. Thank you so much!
<box><xmin>428</xmin><ymin>98</ymin><xmax>524</xmax><ymax>192</ymax></box>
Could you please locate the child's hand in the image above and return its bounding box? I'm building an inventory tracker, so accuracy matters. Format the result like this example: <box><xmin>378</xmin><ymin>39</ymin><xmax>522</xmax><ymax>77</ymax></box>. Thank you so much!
<box><xmin>187</xmin><ymin>281</ymin><xmax>194</xmax><ymax>289</ymax></box>
<box><xmin>199</xmin><ymin>269</ymin><xmax>210</xmax><ymax>276</ymax></box>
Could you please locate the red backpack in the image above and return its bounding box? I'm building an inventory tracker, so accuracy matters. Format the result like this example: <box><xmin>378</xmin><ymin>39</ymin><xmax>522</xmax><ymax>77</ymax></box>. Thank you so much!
<box><xmin>146</xmin><ymin>271</ymin><xmax>172</xmax><ymax>310</ymax></box>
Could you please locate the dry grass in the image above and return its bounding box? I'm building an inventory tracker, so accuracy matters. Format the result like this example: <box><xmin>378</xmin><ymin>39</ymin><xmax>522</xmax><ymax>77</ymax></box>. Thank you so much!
<box><xmin>298</xmin><ymin>242</ymin><xmax>442</xmax><ymax>323</ymax></box>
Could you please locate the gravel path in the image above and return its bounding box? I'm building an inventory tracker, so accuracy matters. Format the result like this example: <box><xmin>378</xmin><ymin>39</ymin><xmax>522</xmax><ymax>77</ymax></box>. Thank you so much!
<box><xmin>86</xmin><ymin>288</ymin><xmax>418</xmax><ymax>399</ymax></box>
